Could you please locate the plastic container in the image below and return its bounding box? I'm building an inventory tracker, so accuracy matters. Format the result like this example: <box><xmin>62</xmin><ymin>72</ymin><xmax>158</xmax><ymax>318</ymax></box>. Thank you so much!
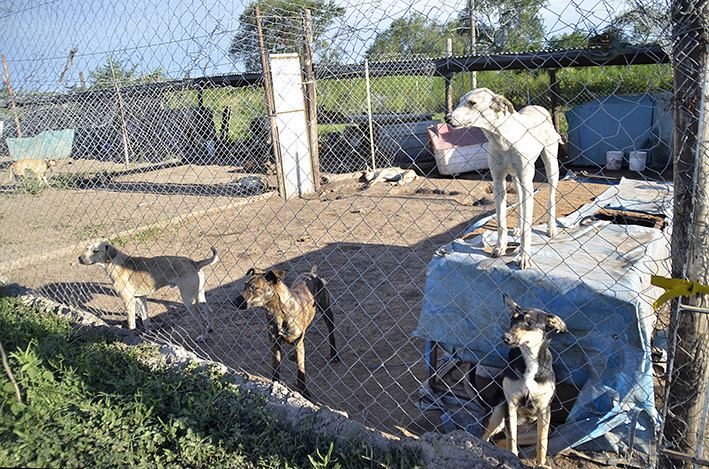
<box><xmin>427</xmin><ymin>123</ymin><xmax>489</xmax><ymax>175</ymax></box>
<box><xmin>606</xmin><ymin>151</ymin><xmax>623</xmax><ymax>170</ymax></box>
<box><xmin>629</xmin><ymin>151</ymin><xmax>647</xmax><ymax>172</ymax></box>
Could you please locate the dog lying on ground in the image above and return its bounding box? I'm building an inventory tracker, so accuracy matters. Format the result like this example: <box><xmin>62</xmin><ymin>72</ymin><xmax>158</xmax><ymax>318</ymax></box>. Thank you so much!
<box><xmin>5</xmin><ymin>158</ymin><xmax>57</xmax><ymax>185</ymax></box>
<box><xmin>234</xmin><ymin>266</ymin><xmax>338</xmax><ymax>398</ymax></box>
<box><xmin>483</xmin><ymin>294</ymin><xmax>567</xmax><ymax>466</ymax></box>
<box><xmin>79</xmin><ymin>241</ymin><xmax>219</xmax><ymax>341</ymax></box>
<box><xmin>446</xmin><ymin>88</ymin><xmax>560</xmax><ymax>269</ymax></box>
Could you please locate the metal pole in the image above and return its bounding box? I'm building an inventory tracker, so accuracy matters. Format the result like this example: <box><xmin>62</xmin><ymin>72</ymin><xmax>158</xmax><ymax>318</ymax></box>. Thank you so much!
<box><xmin>445</xmin><ymin>38</ymin><xmax>453</xmax><ymax>113</ymax></box>
<box><xmin>364</xmin><ymin>60</ymin><xmax>376</xmax><ymax>171</ymax></box>
<box><xmin>469</xmin><ymin>0</ymin><xmax>477</xmax><ymax>89</ymax></box>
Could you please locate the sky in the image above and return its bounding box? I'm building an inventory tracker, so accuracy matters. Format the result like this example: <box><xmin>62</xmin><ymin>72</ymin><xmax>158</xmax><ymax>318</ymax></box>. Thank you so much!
<box><xmin>0</xmin><ymin>0</ymin><xmax>629</xmax><ymax>93</ymax></box>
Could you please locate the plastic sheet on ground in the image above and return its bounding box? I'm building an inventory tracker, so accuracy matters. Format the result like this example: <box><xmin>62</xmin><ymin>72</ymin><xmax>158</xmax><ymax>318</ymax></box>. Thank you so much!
<box><xmin>414</xmin><ymin>178</ymin><xmax>673</xmax><ymax>459</ymax></box>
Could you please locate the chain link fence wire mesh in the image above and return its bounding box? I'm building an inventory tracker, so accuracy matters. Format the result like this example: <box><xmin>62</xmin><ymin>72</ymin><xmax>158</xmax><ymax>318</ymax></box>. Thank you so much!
<box><xmin>1</xmin><ymin>0</ymin><xmax>706</xmax><ymax>466</ymax></box>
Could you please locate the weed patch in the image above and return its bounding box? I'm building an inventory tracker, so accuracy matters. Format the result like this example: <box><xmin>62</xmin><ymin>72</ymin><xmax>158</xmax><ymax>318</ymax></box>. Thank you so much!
<box><xmin>0</xmin><ymin>296</ymin><xmax>421</xmax><ymax>468</ymax></box>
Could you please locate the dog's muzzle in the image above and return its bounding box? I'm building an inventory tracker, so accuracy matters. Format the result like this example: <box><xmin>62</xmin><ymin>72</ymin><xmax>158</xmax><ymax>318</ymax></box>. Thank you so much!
<box><xmin>78</xmin><ymin>255</ymin><xmax>91</xmax><ymax>265</ymax></box>
<box><xmin>502</xmin><ymin>332</ymin><xmax>518</xmax><ymax>347</ymax></box>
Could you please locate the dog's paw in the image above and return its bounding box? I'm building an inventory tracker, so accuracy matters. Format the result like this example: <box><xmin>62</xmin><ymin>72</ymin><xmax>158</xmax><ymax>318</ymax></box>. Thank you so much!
<box><xmin>517</xmin><ymin>254</ymin><xmax>533</xmax><ymax>270</ymax></box>
<box><xmin>491</xmin><ymin>244</ymin><xmax>506</xmax><ymax>258</ymax></box>
<box><xmin>547</xmin><ymin>223</ymin><xmax>558</xmax><ymax>238</ymax></box>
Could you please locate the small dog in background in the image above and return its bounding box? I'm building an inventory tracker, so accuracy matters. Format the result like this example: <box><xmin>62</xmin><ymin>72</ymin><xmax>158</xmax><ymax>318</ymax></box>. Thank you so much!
<box><xmin>79</xmin><ymin>241</ymin><xmax>219</xmax><ymax>341</ymax></box>
<box><xmin>5</xmin><ymin>158</ymin><xmax>57</xmax><ymax>185</ymax></box>
<box><xmin>483</xmin><ymin>294</ymin><xmax>567</xmax><ymax>467</ymax></box>
<box><xmin>234</xmin><ymin>266</ymin><xmax>338</xmax><ymax>398</ymax></box>
<box><xmin>446</xmin><ymin>88</ymin><xmax>560</xmax><ymax>269</ymax></box>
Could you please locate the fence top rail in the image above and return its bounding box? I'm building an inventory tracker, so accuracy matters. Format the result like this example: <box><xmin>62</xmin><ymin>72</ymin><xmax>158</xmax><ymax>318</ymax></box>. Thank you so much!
<box><xmin>0</xmin><ymin>73</ymin><xmax>263</xmax><ymax>109</ymax></box>
<box><xmin>1</xmin><ymin>45</ymin><xmax>669</xmax><ymax>110</ymax></box>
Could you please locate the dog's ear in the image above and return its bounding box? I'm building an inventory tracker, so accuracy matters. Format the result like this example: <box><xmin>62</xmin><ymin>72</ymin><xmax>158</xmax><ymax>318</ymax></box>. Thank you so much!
<box><xmin>491</xmin><ymin>95</ymin><xmax>514</xmax><ymax>114</ymax></box>
<box><xmin>105</xmin><ymin>243</ymin><xmax>119</xmax><ymax>260</ymax></box>
<box><xmin>503</xmin><ymin>294</ymin><xmax>520</xmax><ymax>316</ymax></box>
<box><xmin>246</xmin><ymin>267</ymin><xmax>256</xmax><ymax>277</ymax></box>
<box><xmin>264</xmin><ymin>270</ymin><xmax>285</xmax><ymax>285</ymax></box>
<box><xmin>546</xmin><ymin>314</ymin><xmax>567</xmax><ymax>333</ymax></box>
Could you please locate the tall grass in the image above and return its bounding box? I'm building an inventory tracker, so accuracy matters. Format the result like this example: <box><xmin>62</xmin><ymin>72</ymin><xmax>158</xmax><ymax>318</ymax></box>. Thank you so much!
<box><xmin>0</xmin><ymin>294</ymin><xmax>421</xmax><ymax>468</ymax></box>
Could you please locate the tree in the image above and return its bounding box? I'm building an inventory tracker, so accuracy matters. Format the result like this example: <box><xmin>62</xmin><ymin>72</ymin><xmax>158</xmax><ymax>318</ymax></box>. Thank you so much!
<box><xmin>364</xmin><ymin>12</ymin><xmax>450</xmax><ymax>61</ymax></box>
<box><xmin>88</xmin><ymin>56</ymin><xmax>163</xmax><ymax>89</ymax></box>
<box><xmin>451</xmin><ymin>0</ymin><xmax>547</xmax><ymax>53</ymax></box>
<box><xmin>546</xmin><ymin>30</ymin><xmax>589</xmax><ymax>50</ymax></box>
<box><xmin>229</xmin><ymin>0</ymin><xmax>346</xmax><ymax>72</ymax></box>
<box><xmin>610</xmin><ymin>2</ymin><xmax>670</xmax><ymax>45</ymax></box>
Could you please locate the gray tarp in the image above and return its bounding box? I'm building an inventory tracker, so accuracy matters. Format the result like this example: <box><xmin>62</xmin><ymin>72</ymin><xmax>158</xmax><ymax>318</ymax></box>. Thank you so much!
<box><xmin>414</xmin><ymin>178</ymin><xmax>672</xmax><ymax>458</ymax></box>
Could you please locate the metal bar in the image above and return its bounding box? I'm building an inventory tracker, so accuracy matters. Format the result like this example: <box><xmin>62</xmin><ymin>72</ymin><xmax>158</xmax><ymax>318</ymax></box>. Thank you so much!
<box><xmin>659</xmin><ymin>449</ymin><xmax>709</xmax><ymax>467</ymax></box>
<box><xmin>679</xmin><ymin>304</ymin><xmax>709</xmax><ymax>314</ymax></box>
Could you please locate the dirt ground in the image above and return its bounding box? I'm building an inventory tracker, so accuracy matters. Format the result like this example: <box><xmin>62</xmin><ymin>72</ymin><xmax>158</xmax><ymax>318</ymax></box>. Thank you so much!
<box><xmin>0</xmin><ymin>155</ymin><xmax>655</xmax><ymax>468</ymax></box>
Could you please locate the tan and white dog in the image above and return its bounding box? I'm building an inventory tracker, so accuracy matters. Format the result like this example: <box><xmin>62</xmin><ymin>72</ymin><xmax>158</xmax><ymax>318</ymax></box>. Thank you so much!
<box><xmin>5</xmin><ymin>158</ymin><xmax>57</xmax><ymax>185</ymax></box>
<box><xmin>446</xmin><ymin>88</ymin><xmax>560</xmax><ymax>269</ymax></box>
<box><xmin>79</xmin><ymin>241</ymin><xmax>218</xmax><ymax>341</ymax></box>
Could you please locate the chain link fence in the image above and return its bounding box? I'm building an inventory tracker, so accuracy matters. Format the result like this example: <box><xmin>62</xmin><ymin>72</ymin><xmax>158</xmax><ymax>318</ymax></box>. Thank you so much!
<box><xmin>0</xmin><ymin>0</ymin><xmax>706</xmax><ymax>467</ymax></box>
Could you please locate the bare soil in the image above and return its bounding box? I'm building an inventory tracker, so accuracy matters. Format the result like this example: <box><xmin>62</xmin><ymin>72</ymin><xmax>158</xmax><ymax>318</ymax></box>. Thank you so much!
<box><xmin>0</xmin><ymin>155</ymin><xmax>639</xmax><ymax>468</ymax></box>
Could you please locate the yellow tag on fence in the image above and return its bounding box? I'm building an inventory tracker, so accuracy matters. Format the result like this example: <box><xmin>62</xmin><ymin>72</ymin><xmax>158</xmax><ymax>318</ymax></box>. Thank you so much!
<box><xmin>651</xmin><ymin>275</ymin><xmax>709</xmax><ymax>310</ymax></box>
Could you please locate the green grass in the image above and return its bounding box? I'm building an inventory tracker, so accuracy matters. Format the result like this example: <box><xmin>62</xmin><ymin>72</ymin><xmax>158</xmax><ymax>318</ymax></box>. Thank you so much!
<box><xmin>0</xmin><ymin>293</ymin><xmax>421</xmax><ymax>468</ymax></box>
<box><xmin>50</xmin><ymin>170</ymin><xmax>115</xmax><ymax>190</ymax></box>
<box><xmin>8</xmin><ymin>176</ymin><xmax>48</xmax><ymax>195</ymax></box>
<box><xmin>109</xmin><ymin>226</ymin><xmax>164</xmax><ymax>247</ymax></box>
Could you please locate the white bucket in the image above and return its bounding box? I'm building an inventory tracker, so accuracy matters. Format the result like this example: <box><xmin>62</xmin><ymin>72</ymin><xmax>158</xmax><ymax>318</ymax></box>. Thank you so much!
<box><xmin>629</xmin><ymin>151</ymin><xmax>647</xmax><ymax>172</ymax></box>
<box><xmin>606</xmin><ymin>151</ymin><xmax>623</xmax><ymax>170</ymax></box>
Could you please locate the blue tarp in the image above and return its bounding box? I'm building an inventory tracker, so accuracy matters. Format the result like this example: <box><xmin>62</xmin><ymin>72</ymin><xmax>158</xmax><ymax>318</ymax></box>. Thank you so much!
<box><xmin>7</xmin><ymin>129</ymin><xmax>75</xmax><ymax>161</ymax></box>
<box><xmin>414</xmin><ymin>178</ymin><xmax>673</xmax><ymax>458</ymax></box>
<box><xmin>566</xmin><ymin>93</ymin><xmax>673</xmax><ymax>170</ymax></box>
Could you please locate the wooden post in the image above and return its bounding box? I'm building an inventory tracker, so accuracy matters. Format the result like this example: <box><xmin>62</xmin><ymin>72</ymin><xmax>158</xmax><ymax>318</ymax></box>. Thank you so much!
<box><xmin>256</xmin><ymin>5</ymin><xmax>286</xmax><ymax>198</ymax></box>
<box><xmin>302</xmin><ymin>9</ymin><xmax>320</xmax><ymax>191</ymax></box>
<box><xmin>660</xmin><ymin>0</ymin><xmax>709</xmax><ymax>465</ymax></box>
<box><xmin>220</xmin><ymin>106</ymin><xmax>232</xmax><ymax>142</ymax></box>
<box><xmin>445</xmin><ymin>38</ymin><xmax>454</xmax><ymax>113</ymax></box>
<box><xmin>1</xmin><ymin>55</ymin><xmax>22</xmax><ymax>138</ymax></box>
<box><xmin>109</xmin><ymin>57</ymin><xmax>130</xmax><ymax>167</ymax></box>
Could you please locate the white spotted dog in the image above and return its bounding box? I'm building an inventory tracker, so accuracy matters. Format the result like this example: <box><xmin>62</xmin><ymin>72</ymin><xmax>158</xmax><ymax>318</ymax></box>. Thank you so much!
<box><xmin>483</xmin><ymin>294</ymin><xmax>567</xmax><ymax>467</ymax></box>
<box><xmin>446</xmin><ymin>88</ymin><xmax>560</xmax><ymax>269</ymax></box>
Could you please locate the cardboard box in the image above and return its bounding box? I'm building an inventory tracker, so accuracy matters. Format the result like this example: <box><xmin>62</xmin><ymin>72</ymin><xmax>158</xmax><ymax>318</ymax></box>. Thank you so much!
<box><xmin>427</xmin><ymin>123</ymin><xmax>489</xmax><ymax>175</ymax></box>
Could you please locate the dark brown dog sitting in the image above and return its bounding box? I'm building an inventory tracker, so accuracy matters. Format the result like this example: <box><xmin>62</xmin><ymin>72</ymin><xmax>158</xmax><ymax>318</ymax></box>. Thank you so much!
<box><xmin>234</xmin><ymin>266</ymin><xmax>338</xmax><ymax>398</ymax></box>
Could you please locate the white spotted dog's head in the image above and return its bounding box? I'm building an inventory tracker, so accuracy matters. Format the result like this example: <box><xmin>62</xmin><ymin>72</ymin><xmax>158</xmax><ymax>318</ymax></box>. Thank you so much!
<box><xmin>78</xmin><ymin>240</ymin><xmax>119</xmax><ymax>266</ymax></box>
<box><xmin>445</xmin><ymin>87</ymin><xmax>515</xmax><ymax>131</ymax></box>
<box><xmin>501</xmin><ymin>294</ymin><xmax>567</xmax><ymax>350</ymax></box>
